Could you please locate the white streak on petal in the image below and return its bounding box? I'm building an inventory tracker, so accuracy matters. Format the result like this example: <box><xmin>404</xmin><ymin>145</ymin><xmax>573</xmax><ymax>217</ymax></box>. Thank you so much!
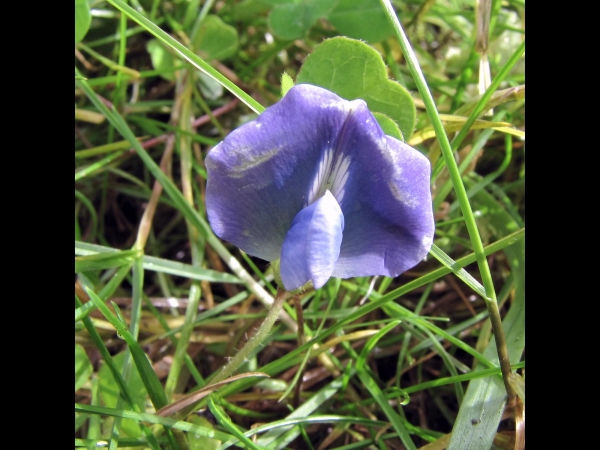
<box><xmin>388</xmin><ymin>180</ymin><xmax>417</xmax><ymax>207</ymax></box>
<box><xmin>308</xmin><ymin>149</ymin><xmax>351</xmax><ymax>206</ymax></box>
<box><xmin>309</xmin><ymin>148</ymin><xmax>333</xmax><ymax>205</ymax></box>
<box><xmin>227</xmin><ymin>146</ymin><xmax>280</xmax><ymax>178</ymax></box>
<box><xmin>328</xmin><ymin>155</ymin><xmax>351</xmax><ymax>205</ymax></box>
<box><xmin>422</xmin><ymin>235</ymin><xmax>433</xmax><ymax>251</ymax></box>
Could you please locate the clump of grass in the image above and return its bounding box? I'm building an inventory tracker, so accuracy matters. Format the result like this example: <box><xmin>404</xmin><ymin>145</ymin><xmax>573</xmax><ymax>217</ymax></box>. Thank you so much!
<box><xmin>76</xmin><ymin>1</ymin><xmax>524</xmax><ymax>449</ymax></box>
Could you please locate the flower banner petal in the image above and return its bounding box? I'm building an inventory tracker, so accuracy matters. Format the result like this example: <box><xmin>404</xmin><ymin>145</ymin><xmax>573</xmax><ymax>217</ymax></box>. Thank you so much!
<box><xmin>206</xmin><ymin>84</ymin><xmax>361</xmax><ymax>262</ymax></box>
<box><xmin>280</xmin><ymin>191</ymin><xmax>344</xmax><ymax>291</ymax></box>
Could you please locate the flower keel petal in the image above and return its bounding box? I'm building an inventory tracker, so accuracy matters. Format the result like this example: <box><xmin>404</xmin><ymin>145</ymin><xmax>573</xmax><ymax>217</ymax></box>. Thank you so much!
<box><xmin>280</xmin><ymin>191</ymin><xmax>344</xmax><ymax>291</ymax></box>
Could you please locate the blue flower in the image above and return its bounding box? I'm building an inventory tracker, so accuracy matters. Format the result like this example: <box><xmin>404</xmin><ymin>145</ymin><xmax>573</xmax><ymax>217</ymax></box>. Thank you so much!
<box><xmin>206</xmin><ymin>84</ymin><xmax>434</xmax><ymax>291</ymax></box>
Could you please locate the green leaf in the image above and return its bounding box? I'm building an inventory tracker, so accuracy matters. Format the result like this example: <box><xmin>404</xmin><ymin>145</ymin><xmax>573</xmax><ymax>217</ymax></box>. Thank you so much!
<box><xmin>98</xmin><ymin>352</ymin><xmax>148</xmax><ymax>438</ymax></box>
<box><xmin>198</xmin><ymin>71</ymin><xmax>224</xmax><ymax>100</ymax></box>
<box><xmin>146</xmin><ymin>39</ymin><xmax>177</xmax><ymax>81</ymax></box>
<box><xmin>280</xmin><ymin>72</ymin><xmax>294</xmax><ymax>98</ymax></box>
<box><xmin>327</xmin><ymin>0</ymin><xmax>393</xmax><ymax>43</ymax></box>
<box><xmin>232</xmin><ymin>0</ymin><xmax>271</xmax><ymax>22</ymax></box>
<box><xmin>372</xmin><ymin>112</ymin><xmax>403</xmax><ymax>141</ymax></box>
<box><xmin>75</xmin><ymin>344</ymin><xmax>93</xmax><ymax>391</ymax></box>
<box><xmin>186</xmin><ymin>416</ymin><xmax>221</xmax><ymax>450</ymax></box>
<box><xmin>296</xmin><ymin>36</ymin><xmax>416</xmax><ymax>139</ymax></box>
<box><xmin>268</xmin><ymin>0</ymin><xmax>338</xmax><ymax>40</ymax></box>
<box><xmin>75</xmin><ymin>0</ymin><xmax>91</xmax><ymax>43</ymax></box>
<box><xmin>192</xmin><ymin>15</ymin><xmax>239</xmax><ymax>61</ymax></box>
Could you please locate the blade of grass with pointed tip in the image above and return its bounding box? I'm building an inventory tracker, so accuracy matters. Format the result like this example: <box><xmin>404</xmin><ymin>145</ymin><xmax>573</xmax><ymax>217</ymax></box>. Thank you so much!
<box><xmin>156</xmin><ymin>372</ymin><xmax>269</xmax><ymax>418</ymax></box>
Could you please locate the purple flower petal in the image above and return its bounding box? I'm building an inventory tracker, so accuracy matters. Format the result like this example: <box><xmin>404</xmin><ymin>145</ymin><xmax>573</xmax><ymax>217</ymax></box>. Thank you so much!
<box><xmin>206</xmin><ymin>84</ymin><xmax>361</xmax><ymax>262</ymax></box>
<box><xmin>328</xmin><ymin>106</ymin><xmax>435</xmax><ymax>279</ymax></box>
<box><xmin>206</xmin><ymin>84</ymin><xmax>434</xmax><ymax>289</ymax></box>
<box><xmin>280</xmin><ymin>191</ymin><xmax>344</xmax><ymax>291</ymax></box>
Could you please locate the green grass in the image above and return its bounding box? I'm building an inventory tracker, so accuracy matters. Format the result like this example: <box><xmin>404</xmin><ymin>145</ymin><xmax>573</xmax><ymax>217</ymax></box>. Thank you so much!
<box><xmin>75</xmin><ymin>1</ymin><xmax>525</xmax><ymax>449</ymax></box>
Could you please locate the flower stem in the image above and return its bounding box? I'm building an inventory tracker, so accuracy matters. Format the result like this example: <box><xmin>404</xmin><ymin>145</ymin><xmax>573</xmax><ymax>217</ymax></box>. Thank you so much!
<box><xmin>211</xmin><ymin>288</ymin><xmax>293</xmax><ymax>385</ymax></box>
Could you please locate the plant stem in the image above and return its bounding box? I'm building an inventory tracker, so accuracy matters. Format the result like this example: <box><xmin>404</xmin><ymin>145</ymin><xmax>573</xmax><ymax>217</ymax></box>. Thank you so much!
<box><xmin>378</xmin><ymin>0</ymin><xmax>516</xmax><ymax>405</ymax></box>
<box><xmin>211</xmin><ymin>288</ymin><xmax>293</xmax><ymax>385</ymax></box>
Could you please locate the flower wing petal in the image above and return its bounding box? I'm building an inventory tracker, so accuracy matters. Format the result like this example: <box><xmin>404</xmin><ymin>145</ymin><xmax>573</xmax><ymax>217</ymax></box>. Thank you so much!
<box><xmin>280</xmin><ymin>191</ymin><xmax>344</xmax><ymax>291</ymax></box>
<box><xmin>206</xmin><ymin>84</ymin><xmax>356</xmax><ymax>261</ymax></box>
<box><xmin>331</xmin><ymin>104</ymin><xmax>435</xmax><ymax>279</ymax></box>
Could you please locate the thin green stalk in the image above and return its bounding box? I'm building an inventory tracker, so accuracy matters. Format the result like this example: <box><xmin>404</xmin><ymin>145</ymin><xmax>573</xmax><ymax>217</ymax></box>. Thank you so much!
<box><xmin>75</xmin><ymin>149</ymin><xmax>127</xmax><ymax>181</ymax></box>
<box><xmin>86</xmin><ymin>376</ymin><xmax>101</xmax><ymax>450</ymax></box>
<box><xmin>75</xmin><ymin>403</ymin><xmax>233</xmax><ymax>442</ymax></box>
<box><xmin>449</xmin><ymin>130</ymin><xmax>513</xmax><ymax>215</ymax></box>
<box><xmin>378</xmin><ymin>0</ymin><xmax>516</xmax><ymax>404</ymax></box>
<box><xmin>75</xmin><ymin>190</ymin><xmax>98</xmax><ymax>241</ymax></box>
<box><xmin>75</xmin><ymin>139</ymin><xmax>138</xmax><ymax>159</ymax></box>
<box><xmin>165</xmin><ymin>75</ymin><xmax>203</xmax><ymax>401</ymax></box>
<box><xmin>434</xmin><ymin>111</ymin><xmax>506</xmax><ymax>209</ymax></box>
<box><xmin>210</xmin><ymin>289</ymin><xmax>292</xmax><ymax>385</ymax></box>
<box><xmin>113</xmin><ymin>10</ymin><xmax>128</xmax><ymax>111</ymax></box>
<box><xmin>77</xmin><ymin>42</ymin><xmax>140</xmax><ymax>79</ymax></box>
<box><xmin>150</xmin><ymin>0</ymin><xmax>160</xmax><ymax>20</ymax></box>
<box><xmin>190</xmin><ymin>0</ymin><xmax>216</xmax><ymax>43</ymax></box>
<box><xmin>142</xmin><ymin>289</ymin><xmax>206</xmax><ymax>388</ymax></box>
<box><xmin>108</xmin><ymin>257</ymin><xmax>146</xmax><ymax>450</ymax></box>
<box><xmin>396</xmin><ymin>283</ymin><xmax>432</xmax><ymax>390</ymax></box>
<box><xmin>87</xmin><ymin>22</ymin><xmax>162</xmax><ymax>48</ymax></box>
